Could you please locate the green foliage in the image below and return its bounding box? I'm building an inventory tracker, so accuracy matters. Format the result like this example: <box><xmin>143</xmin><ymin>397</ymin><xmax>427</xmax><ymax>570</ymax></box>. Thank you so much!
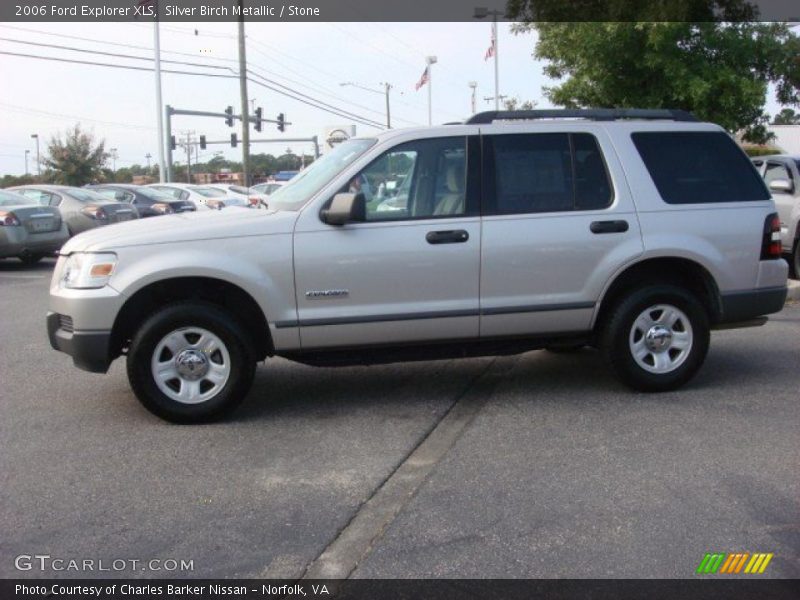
<box><xmin>0</xmin><ymin>174</ymin><xmax>36</xmax><ymax>188</ymax></box>
<box><xmin>508</xmin><ymin>21</ymin><xmax>800</xmax><ymax>137</ymax></box>
<box><xmin>503</xmin><ymin>97</ymin><xmax>537</xmax><ymax>110</ymax></box>
<box><xmin>742</xmin><ymin>145</ymin><xmax>782</xmax><ymax>157</ymax></box>
<box><xmin>772</xmin><ymin>108</ymin><xmax>800</xmax><ymax>125</ymax></box>
<box><xmin>43</xmin><ymin>124</ymin><xmax>108</xmax><ymax>186</ymax></box>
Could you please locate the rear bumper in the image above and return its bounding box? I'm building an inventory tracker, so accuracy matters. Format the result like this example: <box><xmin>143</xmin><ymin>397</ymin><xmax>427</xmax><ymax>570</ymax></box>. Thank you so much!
<box><xmin>0</xmin><ymin>225</ymin><xmax>68</xmax><ymax>258</ymax></box>
<box><xmin>719</xmin><ymin>286</ymin><xmax>788</xmax><ymax>323</ymax></box>
<box><xmin>47</xmin><ymin>311</ymin><xmax>112</xmax><ymax>373</ymax></box>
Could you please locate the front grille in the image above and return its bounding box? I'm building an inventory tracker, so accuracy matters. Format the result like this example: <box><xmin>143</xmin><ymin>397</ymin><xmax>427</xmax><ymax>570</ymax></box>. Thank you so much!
<box><xmin>58</xmin><ymin>314</ymin><xmax>74</xmax><ymax>333</ymax></box>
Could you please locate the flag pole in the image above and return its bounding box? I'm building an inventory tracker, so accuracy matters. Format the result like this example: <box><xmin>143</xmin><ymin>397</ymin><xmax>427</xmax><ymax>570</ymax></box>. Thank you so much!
<box><xmin>493</xmin><ymin>15</ymin><xmax>499</xmax><ymax>111</ymax></box>
<box><xmin>426</xmin><ymin>56</ymin><xmax>437</xmax><ymax>126</ymax></box>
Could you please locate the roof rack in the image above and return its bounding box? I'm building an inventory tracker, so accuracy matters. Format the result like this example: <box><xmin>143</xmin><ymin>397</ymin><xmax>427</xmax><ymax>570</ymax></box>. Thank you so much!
<box><xmin>465</xmin><ymin>108</ymin><xmax>698</xmax><ymax>125</ymax></box>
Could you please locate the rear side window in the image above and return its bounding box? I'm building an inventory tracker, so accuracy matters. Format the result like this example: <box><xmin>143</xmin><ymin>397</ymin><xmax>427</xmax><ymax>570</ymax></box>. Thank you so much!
<box><xmin>632</xmin><ymin>131</ymin><xmax>769</xmax><ymax>204</ymax></box>
<box><xmin>486</xmin><ymin>133</ymin><xmax>613</xmax><ymax>215</ymax></box>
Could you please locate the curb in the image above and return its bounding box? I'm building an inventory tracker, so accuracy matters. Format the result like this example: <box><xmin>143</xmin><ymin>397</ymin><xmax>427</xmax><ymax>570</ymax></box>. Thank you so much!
<box><xmin>788</xmin><ymin>280</ymin><xmax>800</xmax><ymax>302</ymax></box>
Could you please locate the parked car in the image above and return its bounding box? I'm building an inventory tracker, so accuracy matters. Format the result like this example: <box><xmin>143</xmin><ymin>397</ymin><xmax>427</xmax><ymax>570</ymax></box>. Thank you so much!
<box><xmin>8</xmin><ymin>185</ymin><xmax>138</xmax><ymax>236</ymax></box>
<box><xmin>88</xmin><ymin>184</ymin><xmax>195</xmax><ymax>218</ymax></box>
<box><xmin>252</xmin><ymin>181</ymin><xmax>286</xmax><ymax>196</ymax></box>
<box><xmin>147</xmin><ymin>183</ymin><xmax>229</xmax><ymax>210</ymax></box>
<box><xmin>47</xmin><ymin>109</ymin><xmax>788</xmax><ymax>423</ymax></box>
<box><xmin>204</xmin><ymin>184</ymin><xmax>269</xmax><ymax>208</ymax></box>
<box><xmin>751</xmin><ymin>155</ymin><xmax>800</xmax><ymax>277</ymax></box>
<box><xmin>0</xmin><ymin>189</ymin><xmax>69</xmax><ymax>264</ymax></box>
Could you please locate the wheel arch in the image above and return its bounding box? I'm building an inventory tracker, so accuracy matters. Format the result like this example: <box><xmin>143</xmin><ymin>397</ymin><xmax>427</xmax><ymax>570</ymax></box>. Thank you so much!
<box><xmin>110</xmin><ymin>276</ymin><xmax>273</xmax><ymax>362</ymax></box>
<box><xmin>592</xmin><ymin>257</ymin><xmax>722</xmax><ymax>333</ymax></box>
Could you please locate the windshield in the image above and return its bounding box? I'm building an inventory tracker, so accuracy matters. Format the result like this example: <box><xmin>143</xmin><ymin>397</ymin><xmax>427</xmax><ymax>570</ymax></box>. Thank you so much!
<box><xmin>67</xmin><ymin>188</ymin><xmax>115</xmax><ymax>203</ymax></box>
<box><xmin>268</xmin><ymin>139</ymin><xmax>376</xmax><ymax>210</ymax></box>
<box><xmin>0</xmin><ymin>190</ymin><xmax>30</xmax><ymax>206</ymax></box>
<box><xmin>193</xmin><ymin>186</ymin><xmax>227</xmax><ymax>198</ymax></box>
<box><xmin>134</xmin><ymin>187</ymin><xmax>177</xmax><ymax>202</ymax></box>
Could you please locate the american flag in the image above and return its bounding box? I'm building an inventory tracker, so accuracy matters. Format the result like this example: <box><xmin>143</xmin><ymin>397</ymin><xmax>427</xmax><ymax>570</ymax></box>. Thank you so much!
<box><xmin>415</xmin><ymin>66</ymin><xmax>430</xmax><ymax>91</ymax></box>
<box><xmin>484</xmin><ymin>31</ymin><xmax>496</xmax><ymax>61</ymax></box>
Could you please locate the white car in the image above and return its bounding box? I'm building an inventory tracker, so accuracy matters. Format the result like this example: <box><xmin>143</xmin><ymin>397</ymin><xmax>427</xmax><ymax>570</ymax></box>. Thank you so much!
<box><xmin>148</xmin><ymin>183</ymin><xmax>236</xmax><ymax>210</ymax></box>
<box><xmin>252</xmin><ymin>181</ymin><xmax>286</xmax><ymax>196</ymax></box>
<box><xmin>205</xmin><ymin>184</ymin><xmax>270</xmax><ymax>209</ymax></box>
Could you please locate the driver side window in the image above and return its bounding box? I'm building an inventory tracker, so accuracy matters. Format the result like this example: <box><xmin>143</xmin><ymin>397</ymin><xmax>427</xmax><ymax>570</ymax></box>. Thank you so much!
<box><xmin>346</xmin><ymin>137</ymin><xmax>468</xmax><ymax>222</ymax></box>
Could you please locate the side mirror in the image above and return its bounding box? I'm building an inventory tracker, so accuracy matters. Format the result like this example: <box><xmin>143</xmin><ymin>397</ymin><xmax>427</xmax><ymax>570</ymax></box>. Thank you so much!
<box><xmin>321</xmin><ymin>192</ymin><xmax>366</xmax><ymax>226</ymax></box>
<box><xmin>768</xmin><ymin>178</ymin><xmax>794</xmax><ymax>194</ymax></box>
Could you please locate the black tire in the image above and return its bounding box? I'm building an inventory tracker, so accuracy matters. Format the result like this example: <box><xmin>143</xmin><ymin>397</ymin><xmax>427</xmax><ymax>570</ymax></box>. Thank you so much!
<box><xmin>127</xmin><ymin>302</ymin><xmax>256</xmax><ymax>423</ymax></box>
<box><xmin>19</xmin><ymin>254</ymin><xmax>43</xmax><ymax>265</ymax></box>
<box><xmin>601</xmin><ymin>285</ymin><xmax>710</xmax><ymax>392</ymax></box>
<box><xmin>791</xmin><ymin>240</ymin><xmax>800</xmax><ymax>280</ymax></box>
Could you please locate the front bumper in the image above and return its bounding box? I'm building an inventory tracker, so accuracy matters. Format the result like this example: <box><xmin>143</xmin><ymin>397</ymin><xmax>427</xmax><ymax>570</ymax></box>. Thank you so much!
<box><xmin>46</xmin><ymin>311</ymin><xmax>112</xmax><ymax>373</ymax></box>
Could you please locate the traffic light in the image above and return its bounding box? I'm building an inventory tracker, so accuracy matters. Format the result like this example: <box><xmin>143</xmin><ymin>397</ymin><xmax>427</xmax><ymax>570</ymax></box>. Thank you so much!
<box><xmin>170</xmin><ymin>135</ymin><xmax>176</xmax><ymax>150</ymax></box>
<box><xmin>254</xmin><ymin>107</ymin><xmax>263</xmax><ymax>132</ymax></box>
<box><xmin>224</xmin><ymin>106</ymin><xmax>234</xmax><ymax>127</ymax></box>
<box><xmin>199</xmin><ymin>135</ymin><xmax>206</xmax><ymax>150</ymax></box>
<box><xmin>277</xmin><ymin>113</ymin><xmax>285</xmax><ymax>132</ymax></box>
<box><xmin>230</xmin><ymin>133</ymin><xmax>238</xmax><ymax>148</ymax></box>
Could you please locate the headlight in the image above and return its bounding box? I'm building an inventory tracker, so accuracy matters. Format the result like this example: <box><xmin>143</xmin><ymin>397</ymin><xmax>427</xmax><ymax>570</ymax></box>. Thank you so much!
<box><xmin>60</xmin><ymin>252</ymin><xmax>117</xmax><ymax>289</ymax></box>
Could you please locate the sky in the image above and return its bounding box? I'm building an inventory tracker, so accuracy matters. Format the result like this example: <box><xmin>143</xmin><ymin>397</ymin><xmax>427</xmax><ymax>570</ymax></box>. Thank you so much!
<box><xmin>0</xmin><ymin>21</ymin><xmax>791</xmax><ymax>176</ymax></box>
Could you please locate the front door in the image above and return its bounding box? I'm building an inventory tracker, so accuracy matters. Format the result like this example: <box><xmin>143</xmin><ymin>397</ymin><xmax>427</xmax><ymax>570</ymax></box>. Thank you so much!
<box><xmin>293</xmin><ymin>136</ymin><xmax>481</xmax><ymax>349</ymax></box>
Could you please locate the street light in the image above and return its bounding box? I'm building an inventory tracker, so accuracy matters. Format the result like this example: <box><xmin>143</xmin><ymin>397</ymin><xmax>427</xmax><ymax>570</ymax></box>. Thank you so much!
<box><xmin>30</xmin><ymin>133</ymin><xmax>40</xmax><ymax>177</ymax></box>
<box><xmin>340</xmin><ymin>81</ymin><xmax>393</xmax><ymax>128</ymax></box>
<box><xmin>474</xmin><ymin>6</ymin><xmax>503</xmax><ymax>110</ymax></box>
<box><xmin>24</xmin><ymin>149</ymin><xmax>30</xmax><ymax>175</ymax></box>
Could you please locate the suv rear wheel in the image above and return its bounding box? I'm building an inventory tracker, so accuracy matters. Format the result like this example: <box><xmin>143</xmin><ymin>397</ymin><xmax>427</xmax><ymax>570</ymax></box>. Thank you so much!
<box><xmin>601</xmin><ymin>285</ymin><xmax>709</xmax><ymax>392</ymax></box>
<box><xmin>127</xmin><ymin>302</ymin><xmax>256</xmax><ymax>423</ymax></box>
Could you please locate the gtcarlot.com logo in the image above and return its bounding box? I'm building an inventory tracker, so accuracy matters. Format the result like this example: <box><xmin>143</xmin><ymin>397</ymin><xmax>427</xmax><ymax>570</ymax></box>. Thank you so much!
<box><xmin>14</xmin><ymin>554</ymin><xmax>194</xmax><ymax>572</ymax></box>
<box><xmin>696</xmin><ymin>552</ymin><xmax>773</xmax><ymax>574</ymax></box>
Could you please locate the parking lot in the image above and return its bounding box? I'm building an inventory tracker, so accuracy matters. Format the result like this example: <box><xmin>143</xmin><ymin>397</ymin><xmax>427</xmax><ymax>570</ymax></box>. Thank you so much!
<box><xmin>1</xmin><ymin>258</ymin><xmax>798</xmax><ymax>580</ymax></box>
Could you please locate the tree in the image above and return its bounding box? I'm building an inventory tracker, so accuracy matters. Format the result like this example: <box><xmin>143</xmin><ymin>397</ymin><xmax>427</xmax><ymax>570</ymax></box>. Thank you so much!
<box><xmin>773</xmin><ymin>108</ymin><xmax>800</xmax><ymax>125</ymax></box>
<box><xmin>508</xmin><ymin>19</ymin><xmax>800</xmax><ymax>138</ymax></box>
<box><xmin>503</xmin><ymin>97</ymin><xmax>537</xmax><ymax>111</ymax></box>
<box><xmin>43</xmin><ymin>124</ymin><xmax>108</xmax><ymax>186</ymax></box>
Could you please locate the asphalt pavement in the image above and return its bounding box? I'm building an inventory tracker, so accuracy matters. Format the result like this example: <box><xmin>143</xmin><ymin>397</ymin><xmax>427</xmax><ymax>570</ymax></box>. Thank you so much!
<box><xmin>1</xmin><ymin>258</ymin><xmax>798</xmax><ymax>580</ymax></box>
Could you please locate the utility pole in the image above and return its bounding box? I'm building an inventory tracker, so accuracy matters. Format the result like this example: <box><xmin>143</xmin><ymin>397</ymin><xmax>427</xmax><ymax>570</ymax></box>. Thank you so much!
<box><xmin>426</xmin><ymin>56</ymin><xmax>437</xmax><ymax>126</ymax></box>
<box><xmin>484</xmin><ymin>95</ymin><xmax>508</xmax><ymax>107</ymax></box>
<box><xmin>383</xmin><ymin>82</ymin><xmax>392</xmax><ymax>129</ymax></box>
<box><xmin>145</xmin><ymin>153</ymin><xmax>152</xmax><ymax>170</ymax></box>
<box><xmin>110</xmin><ymin>148</ymin><xmax>118</xmax><ymax>172</ymax></box>
<box><xmin>182</xmin><ymin>132</ymin><xmax>195</xmax><ymax>183</ymax></box>
<box><xmin>237</xmin><ymin>1</ymin><xmax>250</xmax><ymax>186</ymax></box>
<box><xmin>30</xmin><ymin>133</ymin><xmax>40</xmax><ymax>177</ymax></box>
<box><xmin>25</xmin><ymin>149</ymin><xmax>29</xmax><ymax>175</ymax></box>
<box><xmin>468</xmin><ymin>81</ymin><xmax>477</xmax><ymax>114</ymax></box>
<box><xmin>154</xmin><ymin>21</ymin><xmax>167</xmax><ymax>183</ymax></box>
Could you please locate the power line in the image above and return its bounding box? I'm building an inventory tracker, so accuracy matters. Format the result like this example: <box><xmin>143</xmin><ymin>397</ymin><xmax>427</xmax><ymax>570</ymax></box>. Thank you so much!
<box><xmin>0</xmin><ymin>24</ymin><xmax>239</xmax><ymax>63</ymax></box>
<box><xmin>0</xmin><ymin>37</ymin><xmax>235</xmax><ymax>71</ymax></box>
<box><xmin>0</xmin><ymin>102</ymin><xmax>156</xmax><ymax>130</ymax></box>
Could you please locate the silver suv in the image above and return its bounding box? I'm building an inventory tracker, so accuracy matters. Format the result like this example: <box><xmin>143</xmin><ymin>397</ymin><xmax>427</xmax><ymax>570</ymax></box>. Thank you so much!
<box><xmin>47</xmin><ymin>109</ymin><xmax>789</xmax><ymax>422</ymax></box>
<box><xmin>751</xmin><ymin>155</ymin><xmax>800</xmax><ymax>277</ymax></box>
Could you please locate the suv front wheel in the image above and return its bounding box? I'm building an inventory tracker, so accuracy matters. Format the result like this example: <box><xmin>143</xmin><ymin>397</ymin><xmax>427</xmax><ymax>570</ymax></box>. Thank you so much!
<box><xmin>601</xmin><ymin>285</ymin><xmax>710</xmax><ymax>392</ymax></box>
<box><xmin>127</xmin><ymin>302</ymin><xmax>256</xmax><ymax>423</ymax></box>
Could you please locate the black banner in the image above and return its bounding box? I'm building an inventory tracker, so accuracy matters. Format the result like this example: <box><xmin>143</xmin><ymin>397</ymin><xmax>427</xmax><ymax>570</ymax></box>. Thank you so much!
<box><xmin>3</xmin><ymin>579</ymin><xmax>800</xmax><ymax>600</ymax></box>
<box><xmin>2</xmin><ymin>0</ymin><xmax>800</xmax><ymax>22</ymax></box>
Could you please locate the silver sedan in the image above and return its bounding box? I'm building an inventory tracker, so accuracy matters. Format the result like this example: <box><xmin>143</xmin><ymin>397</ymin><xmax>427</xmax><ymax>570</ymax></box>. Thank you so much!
<box><xmin>0</xmin><ymin>189</ymin><xmax>69</xmax><ymax>264</ymax></box>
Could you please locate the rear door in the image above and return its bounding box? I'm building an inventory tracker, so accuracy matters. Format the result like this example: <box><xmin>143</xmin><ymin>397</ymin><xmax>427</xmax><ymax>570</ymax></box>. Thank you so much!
<box><xmin>479</xmin><ymin>127</ymin><xmax>644</xmax><ymax>337</ymax></box>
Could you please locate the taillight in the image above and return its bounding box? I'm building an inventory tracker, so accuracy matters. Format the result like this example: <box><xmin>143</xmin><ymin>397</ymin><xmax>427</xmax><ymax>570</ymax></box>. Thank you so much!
<box><xmin>760</xmin><ymin>213</ymin><xmax>782</xmax><ymax>260</ymax></box>
<box><xmin>0</xmin><ymin>211</ymin><xmax>20</xmax><ymax>226</ymax></box>
<box><xmin>82</xmin><ymin>205</ymin><xmax>107</xmax><ymax>220</ymax></box>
